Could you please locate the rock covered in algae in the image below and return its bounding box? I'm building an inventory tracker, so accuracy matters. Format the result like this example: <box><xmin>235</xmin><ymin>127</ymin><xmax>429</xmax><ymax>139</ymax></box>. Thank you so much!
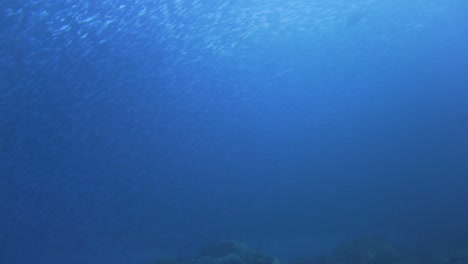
<box><xmin>154</xmin><ymin>240</ymin><xmax>280</xmax><ymax>264</ymax></box>
<box><xmin>332</xmin><ymin>237</ymin><xmax>400</xmax><ymax>264</ymax></box>
<box><xmin>193</xmin><ymin>240</ymin><xmax>280</xmax><ymax>264</ymax></box>
<box><xmin>439</xmin><ymin>245</ymin><xmax>468</xmax><ymax>264</ymax></box>
<box><xmin>191</xmin><ymin>253</ymin><xmax>246</xmax><ymax>264</ymax></box>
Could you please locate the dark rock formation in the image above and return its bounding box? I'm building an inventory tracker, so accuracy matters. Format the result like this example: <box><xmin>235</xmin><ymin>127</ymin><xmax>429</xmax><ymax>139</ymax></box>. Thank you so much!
<box><xmin>155</xmin><ymin>240</ymin><xmax>279</xmax><ymax>264</ymax></box>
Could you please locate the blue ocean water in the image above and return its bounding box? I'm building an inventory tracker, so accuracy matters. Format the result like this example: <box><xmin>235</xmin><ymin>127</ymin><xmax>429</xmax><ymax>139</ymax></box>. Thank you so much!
<box><xmin>1</xmin><ymin>0</ymin><xmax>468</xmax><ymax>263</ymax></box>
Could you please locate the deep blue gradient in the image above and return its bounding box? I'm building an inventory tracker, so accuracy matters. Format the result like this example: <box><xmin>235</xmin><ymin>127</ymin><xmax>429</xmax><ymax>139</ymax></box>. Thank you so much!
<box><xmin>1</xmin><ymin>0</ymin><xmax>468</xmax><ymax>263</ymax></box>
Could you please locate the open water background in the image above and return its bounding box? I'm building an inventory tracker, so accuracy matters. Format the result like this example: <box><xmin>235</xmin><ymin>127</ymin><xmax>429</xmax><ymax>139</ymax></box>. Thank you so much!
<box><xmin>1</xmin><ymin>0</ymin><xmax>468</xmax><ymax>263</ymax></box>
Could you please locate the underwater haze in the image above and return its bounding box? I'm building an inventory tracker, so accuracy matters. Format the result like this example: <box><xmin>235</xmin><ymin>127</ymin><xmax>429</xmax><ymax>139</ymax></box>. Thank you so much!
<box><xmin>1</xmin><ymin>0</ymin><xmax>468</xmax><ymax>263</ymax></box>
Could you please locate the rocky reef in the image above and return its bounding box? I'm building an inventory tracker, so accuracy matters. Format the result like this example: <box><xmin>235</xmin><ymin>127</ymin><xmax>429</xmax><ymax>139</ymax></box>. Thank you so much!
<box><xmin>155</xmin><ymin>240</ymin><xmax>280</xmax><ymax>264</ymax></box>
<box><xmin>331</xmin><ymin>237</ymin><xmax>401</xmax><ymax>264</ymax></box>
<box><xmin>290</xmin><ymin>236</ymin><xmax>402</xmax><ymax>264</ymax></box>
<box><xmin>154</xmin><ymin>238</ymin><xmax>468</xmax><ymax>264</ymax></box>
<box><xmin>438</xmin><ymin>245</ymin><xmax>468</xmax><ymax>264</ymax></box>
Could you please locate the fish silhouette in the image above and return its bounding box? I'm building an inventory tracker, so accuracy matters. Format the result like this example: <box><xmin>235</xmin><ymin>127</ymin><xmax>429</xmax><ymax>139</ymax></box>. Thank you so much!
<box><xmin>345</xmin><ymin>8</ymin><xmax>369</xmax><ymax>29</ymax></box>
